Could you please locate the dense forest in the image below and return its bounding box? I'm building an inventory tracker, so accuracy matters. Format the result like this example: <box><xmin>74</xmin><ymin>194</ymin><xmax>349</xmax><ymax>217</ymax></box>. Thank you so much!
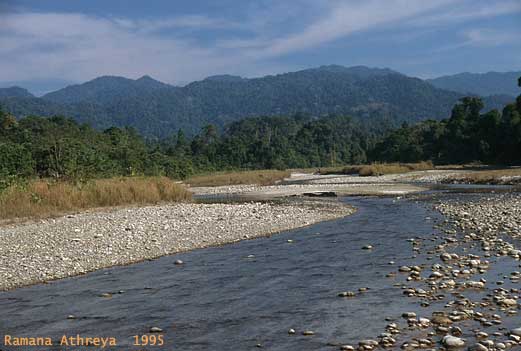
<box><xmin>0</xmin><ymin>110</ymin><xmax>380</xmax><ymax>188</ymax></box>
<box><xmin>1</xmin><ymin>78</ymin><xmax>520</xmax><ymax>188</ymax></box>
<box><xmin>372</xmin><ymin>82</ymin><xmax>521</xmax><ymax>164</ymax></box>
<box><xmin>0</xmin><ymin>66</ymin><xmax>512</xmax><ymax>138</ymax></box>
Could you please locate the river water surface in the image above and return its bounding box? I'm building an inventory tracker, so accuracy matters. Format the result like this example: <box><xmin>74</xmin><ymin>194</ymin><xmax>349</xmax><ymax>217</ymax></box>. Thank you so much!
<box><xmin>0</xmin><ymin>195</ymin><xmax>518</xmax><ymax>350</ymax></box>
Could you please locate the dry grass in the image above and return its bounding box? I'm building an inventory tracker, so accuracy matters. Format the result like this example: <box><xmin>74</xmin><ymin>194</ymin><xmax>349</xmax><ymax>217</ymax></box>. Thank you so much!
<box><xmin>298</xmin><ymin>162</ymin><xmax>434</xmax><ymax>177</ymax></box>
<box><xmin>358</xmin><ymin>161</ymin><xmax>434</xmax><ymax>177</ymax></box>
<box><xmin>186</xmin><ymin>170</ymin><xmax>291</xmax><ymax>187</ymax></box>
<box><xmin>0</xmin><ymin>177</ymin><xmax>192</xmax><ymax>221</ymax></box>
<box><xmin>453</xmin><ymin>168</ymin><xmax>521</xmax><ymax>185</ymax></box>
<box><xmin>290</xmin><ymin>166</ymin><xmax>348</xmax><ymax>175</ymax></box>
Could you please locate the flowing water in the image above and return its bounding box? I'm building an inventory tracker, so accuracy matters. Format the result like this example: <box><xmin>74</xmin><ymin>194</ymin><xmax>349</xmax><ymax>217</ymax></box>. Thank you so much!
<box><xmin>0</xmin><ymin>195</ymin><xmax>519</xmax><ymax>350</ymax></box>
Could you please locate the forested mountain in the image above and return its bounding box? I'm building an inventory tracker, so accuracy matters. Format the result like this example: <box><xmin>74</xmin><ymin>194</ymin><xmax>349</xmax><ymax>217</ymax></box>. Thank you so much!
<box><xmin>2</xmin><ymin>85</ymin><xmax>520</xmax><ymax>188</ymax></box>
<box><xmin>0</xmin><ymin>66</ymin><xmax>511</xmax><ymax>138</ymax></box>
<box><xmin>427</xmin><ymin>71</ymin><xmax>521</xmax><ymax>97</ymax></box>
<box><xmin>43</xmin><ymin>75</ymin><xmax>172</xmax><ymax>105</ymax></box>
<box><xmin>0</xmin><ymin>87</ymin><xmax>34</xmax><ymax>98</ymax></box>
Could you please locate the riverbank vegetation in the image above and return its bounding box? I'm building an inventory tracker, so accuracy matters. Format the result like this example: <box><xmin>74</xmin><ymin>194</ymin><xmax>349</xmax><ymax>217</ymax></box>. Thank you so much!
<box><xmin>357</xmin><ymin>162</ymin><xmax>434</xmax><ymax>176</ymax></box>
<box><xmin>442</xmin><ymin>168</ymin><xmax>521</xmax><ymax>185</ymax></box>
<box><xmin>186</xmin><ymin>170</ymin><xmax>290</xmax><ymax>187</ymax></box>
<box><xmin>372</xmin><ymin>95</ymin><xmax>521</xmax><ymax>165</ymax></box>
<box><xmin>306</xmin><ymin>162</ymin><xmax>434</xmax><ymax>176</ymax></box>
<box><xmin>0</xmin><ymin>177</ymin><xmax>191</xmax><ymax>221</ymax></box>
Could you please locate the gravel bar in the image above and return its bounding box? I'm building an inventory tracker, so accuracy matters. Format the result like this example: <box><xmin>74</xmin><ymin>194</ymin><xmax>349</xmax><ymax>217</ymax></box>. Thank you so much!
<box><xmin>0</xmin><ymin>200</ymin><xmax>353</xmax><ymax>291</ymax></box>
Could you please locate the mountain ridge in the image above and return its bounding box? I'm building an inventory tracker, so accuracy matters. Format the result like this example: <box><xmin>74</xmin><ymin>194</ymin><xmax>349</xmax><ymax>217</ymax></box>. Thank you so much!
<box><xmin>0</xmin><ymin>86</ymin><xmax>34</xmax><ymax>98</ymax></box>
<box><xmin>427</xmin><ymin>71</ymin><xmax>521</xmax><ymax>97</ymax></box>
<box><xmin>42</xmin><ymin>75</ymin><xmax>173</xmax><ymax>105</ymax></box>
<box><xmin>0</xmin><ymin>65</ymin><xmax>516</xmax><ymax>138</ymax></box>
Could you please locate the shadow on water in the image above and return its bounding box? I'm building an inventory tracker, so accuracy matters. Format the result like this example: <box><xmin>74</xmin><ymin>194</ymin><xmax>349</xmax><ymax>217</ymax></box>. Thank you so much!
<box><xmin>0</xmin><ymin>192</ymin><xmax>519</xmax><ymax>350</ymax></box>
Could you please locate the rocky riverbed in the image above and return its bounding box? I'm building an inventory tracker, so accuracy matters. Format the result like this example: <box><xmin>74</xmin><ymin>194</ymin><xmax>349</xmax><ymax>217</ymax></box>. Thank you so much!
<box><xmin>277</xmin><ymin>192</ymin><xmax>521</xmax><ymax>351</ymax></box>
<box><xmin>0</xmin><ymin>200</ymin><xmax>353</xmax><ymax>291</ymax></box>
<box><xmin>370</xmin><ymin>193</ymin><xmax>521</xmax><ymax>351</ymax></box>
<box><xmin>1</xmin><ymin>188</ymin><xmax>520</xmax><ymax>350</ymax></box>
<box><xmin>190</xmin><ymin>182</ymin><xmax>426</xmax><ymax>197</ymax></box>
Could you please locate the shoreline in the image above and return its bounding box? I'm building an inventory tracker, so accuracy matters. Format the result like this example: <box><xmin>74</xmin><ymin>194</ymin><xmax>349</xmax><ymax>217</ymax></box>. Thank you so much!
<box><xmin>2</xmin><ymin>177</ymin><xmax>520</xmax><ymax>348</ymax></box>
<box><xmin>3</xmin><ymin>169</ymin><xmax>519</xmax><ymax>293</ymax></box>
<box><xmin>0</xmin><ymin>198</ymin><xmax>354</xmax><ymax>291</ymax></box>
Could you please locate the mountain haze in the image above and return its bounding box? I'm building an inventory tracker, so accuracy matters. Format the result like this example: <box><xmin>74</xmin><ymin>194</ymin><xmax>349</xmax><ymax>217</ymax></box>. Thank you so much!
<box><xmin>427</xmin><ymin>71</ymin><xmax>521</xmax><ymax>97</ymax></box>
<box><xmin>0</xmin><ymin>87</ymin><xmax>34</xmax><ymax>98</ymax></box>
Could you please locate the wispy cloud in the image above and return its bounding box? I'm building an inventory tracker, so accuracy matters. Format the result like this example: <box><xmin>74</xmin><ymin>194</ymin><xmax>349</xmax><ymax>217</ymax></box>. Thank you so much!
<box><xmin>407</xmin><ymin>0</ymin><xmax>521</xmax><ymax>27</ymax></box>
<box><xmin>431</xmin><ymin>27</ymin><xmax>520</xmax><ymax>53</ymax></box>
<box><xmin>0</xmin><ymin>12</ymin><xmax>241</xmax><ymax>83</ymax></box>
<box><xmin>0</xmin><ymin>0</ymin><xmax>519</xmax><ymax>87</ymax></box>
<box><xmin>253</xmin><ymin>0</ymin><xmax>456</xmax><ymax>57</ymax></box>
<box><xmin>463</xmin><ymin>28</ymin><xmax>520</xmax><ymax>47</ymax></box>
<box><xmin>251</xmin><ymin>0</ymin><xmax>521</xmax><ymax>57</ymax></box>
<box><xmin>119</xmin><ymin>15</ymin><xmax>244</xmax><ymax>34</ymax></box>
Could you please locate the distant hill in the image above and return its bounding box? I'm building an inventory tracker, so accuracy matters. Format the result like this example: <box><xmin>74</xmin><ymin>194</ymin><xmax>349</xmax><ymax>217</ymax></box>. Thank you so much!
<box><xmin>43</xmin><ymin>75</ymin><xmax>173</xmax><ymax>105</ymax></box>
<box><xmin>0</xmin><ymin>86</ymin><xmax>34</xmax><ymax>98</ymax></box>
<box><xmin>203</xmin><ymin>74</ymin><xmax>245</xmax><ymax>83</ymax></box>
<box><xmin>0</xmin><ymin>65</ymin><xmax>513</xmax><ymax>138</ymax></box>
<box><xmin>427</xmin><ymin>71</ymin><xmax>521</xmax><ymax>97</ymax></box>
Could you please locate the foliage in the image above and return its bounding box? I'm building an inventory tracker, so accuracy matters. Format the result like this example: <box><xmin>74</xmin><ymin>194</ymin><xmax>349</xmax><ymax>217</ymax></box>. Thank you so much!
<box><xmin>0</xmin><ymin>109</ymin><xmax>372</xmax><ymax>185</ymax></box>
<box><xmin>371</xmin><ymin>84</ymin><xmax>521</xmax><ymax>165</ymax></box>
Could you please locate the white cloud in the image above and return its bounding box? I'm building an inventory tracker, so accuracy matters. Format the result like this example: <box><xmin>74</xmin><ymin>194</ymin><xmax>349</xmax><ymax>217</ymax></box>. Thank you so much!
<box><xmin>431</xmin><ymin>27</ymin><xmax>520</xmax><ymax>53</ymax></box>
<box><xmin>0</xmin><ymin>0</ymin><xmax>519</xmax><ymax>86</ymax></box>
<box><xmin>463</xmin><ymin>28</ymin><xmax>520</xmax><ymax>47</ymax></box>
<box><xmin>130</xmin><ymin>15</ymin><xmax>244</xmax><ymax>34</ymax></box>
<box><xmin>407</xmin><ymin>0</ymin><xmax>521</xmax><ymax>27</ymax></box>
<box><xmin>0</xmin><ymin>12</ymin><xmax>244</xmax><ymax>84</ymax></box>
<box><xmin>254</xmin><ymin>0</ymin><xmax>456</xmax><ymax>57</ymax></box>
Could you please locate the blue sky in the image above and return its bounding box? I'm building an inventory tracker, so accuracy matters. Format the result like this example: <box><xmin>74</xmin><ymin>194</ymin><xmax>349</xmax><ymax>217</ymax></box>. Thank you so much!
<box><xmin>1</xmin><ymin>0</ymin><xmax>520</xmax><ymax>95</ymax></box>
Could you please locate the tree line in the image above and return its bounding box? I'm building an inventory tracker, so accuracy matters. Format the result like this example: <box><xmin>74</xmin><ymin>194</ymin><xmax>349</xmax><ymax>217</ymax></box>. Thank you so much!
<box><xmin>1</xmin><ymin>78</ymin><xmax>519</xmax><ymax>188</ymax></box>
<box><xmin>0</xmin><ymin>109</ymin><xmax>383</xmax><ymax>188</ymax></box>
<box><xmin>371</xmin><ymin>80</ymin><xmax>521</xmax><ymax>164</ymax></box>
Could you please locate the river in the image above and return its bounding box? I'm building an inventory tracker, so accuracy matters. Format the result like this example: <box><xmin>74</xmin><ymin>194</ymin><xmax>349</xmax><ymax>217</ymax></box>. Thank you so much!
<box><xmin>0</xmin><ymin>194</ymin><xmax>519</xmax><ymax>350</ymax></box>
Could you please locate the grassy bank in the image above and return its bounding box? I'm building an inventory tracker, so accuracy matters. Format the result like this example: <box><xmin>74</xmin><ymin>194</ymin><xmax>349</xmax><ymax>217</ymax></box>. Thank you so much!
<box><xmin>0</xmin><ymin>177</ymin><xmax>192</xmax><ymax>221</ymax></box>
<box><xmin>186</xmin><ymin>170</ymin><xmax>290</xmax><ymax>187</ymax></box>
<box><xmin>358</xmin><ymin>162</ymin><xmax>434</xmax><ymax>176</ymax></box>
<box><xmin>312</xmin><ymin>162</ymin><xmax>434</xmax><ymax>177</ymax></box>
<box><xmin>446</xmin><ymin>168</ymin><xmax>521</xmax><ymax>185</ymax></box>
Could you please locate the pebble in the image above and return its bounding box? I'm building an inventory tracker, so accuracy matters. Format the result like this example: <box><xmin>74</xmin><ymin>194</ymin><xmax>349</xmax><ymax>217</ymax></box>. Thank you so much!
<box><xmin>511</xmin><ymin>328</ymin><xmax>521</xmax><ymax>337</ymax></box>
<box><xmin>442</xmin><ymin>335</ymin><xmax>465</xmax><ymax>348</ymax></box>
